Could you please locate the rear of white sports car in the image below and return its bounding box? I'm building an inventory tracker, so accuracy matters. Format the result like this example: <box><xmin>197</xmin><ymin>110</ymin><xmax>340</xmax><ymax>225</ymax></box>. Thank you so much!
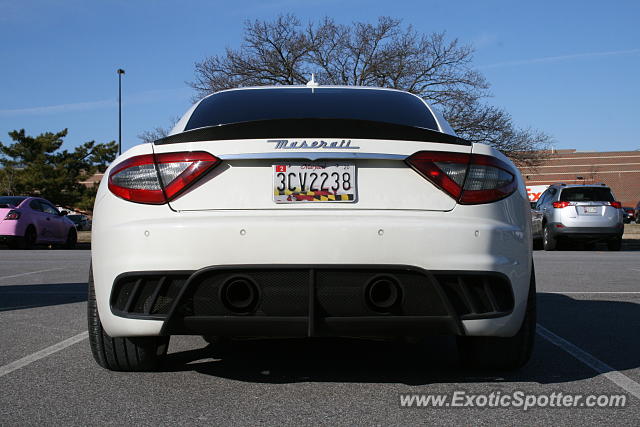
<box><xmin>89</xmin><ymin>86</ymin><xmax>535</xmax><ymax>372</ymax></box>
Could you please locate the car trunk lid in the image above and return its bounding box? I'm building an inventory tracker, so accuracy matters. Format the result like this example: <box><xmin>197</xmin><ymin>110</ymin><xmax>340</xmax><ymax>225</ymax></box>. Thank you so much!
<box><xmin>152</xmin><ymin>138</ymin><xmax>473</xmax><ymax>212</ymax></box>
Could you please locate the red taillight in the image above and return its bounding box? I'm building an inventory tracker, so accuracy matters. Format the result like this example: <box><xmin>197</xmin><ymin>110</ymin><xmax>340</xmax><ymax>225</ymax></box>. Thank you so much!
<box><xmin>552</xmin><ymin>201</ymin><xmax>571</xmax><ymax>208</ymax></box>
<box><xmin>108</xmin><ymin>151</ymin><xmax>220</xmax><ymax>204</ymax></box>
<box><xmin>610</xmin><ymin>201</ymin><xmax>622</xmax><ymax>209</ymax></box>
<box><xmin>4</xmin><ymin>210</ymin><xmax>20</xmax><ymax>220</ymax></box>
<box><xmin>405</xmin><ymin>151</ymin><xmax>517</xmax><ymax>205</ymax></box>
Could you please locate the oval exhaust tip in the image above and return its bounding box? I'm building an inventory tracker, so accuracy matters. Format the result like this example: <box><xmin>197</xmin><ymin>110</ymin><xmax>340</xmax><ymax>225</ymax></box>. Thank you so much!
<box><xmin>366</xmin><ymin>277</ymin><xmax>401</xmax><ymax>311</ymax></box>
<box><xmin>221</xmin><ymin>278</ymin><xmax>258</xmax><ymax>313</ymax></box>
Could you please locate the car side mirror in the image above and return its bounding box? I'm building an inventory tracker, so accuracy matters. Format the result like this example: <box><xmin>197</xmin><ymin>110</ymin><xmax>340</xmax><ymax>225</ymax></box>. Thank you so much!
<box><xmin>59</xmin><ymin>210</ymin><xmax>68</xmax><ymax>216</ymax></box>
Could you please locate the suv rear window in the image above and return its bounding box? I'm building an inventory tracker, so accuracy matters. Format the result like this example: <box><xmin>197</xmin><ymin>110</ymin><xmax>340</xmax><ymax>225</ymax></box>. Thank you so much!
<box><xmin>559</xmin><ymin>187</ymin><xmax>614</xmax><ymax>202</ymax></box>
<box><xmin>185</xmin><ymin>88</ymin><xmax>439</xmax><ymax>131</ymax></box>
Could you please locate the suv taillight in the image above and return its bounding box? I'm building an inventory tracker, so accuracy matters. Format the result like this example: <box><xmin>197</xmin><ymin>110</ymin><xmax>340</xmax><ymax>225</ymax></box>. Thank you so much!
<box><xmin>405</xmin><ymin>151</ymin><xmax>517</xmax><ymax>204</ymax></box>
<box><xmin>610</xmin><ymin>201</ymin><xmax>622</xmax><ymax>209</ymax></box>
<box><xmin>108</xmin><ymin>152</ymin><xmax>220</xmax><ymax>204</ymax></box>
<box><xmin>552</xmin><ymin>201</ymin><xmax>571</xmax><ymax>208</ymax></box>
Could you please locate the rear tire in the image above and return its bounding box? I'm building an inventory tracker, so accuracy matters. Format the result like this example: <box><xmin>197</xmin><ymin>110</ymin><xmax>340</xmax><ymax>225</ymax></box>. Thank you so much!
<box><xmin>607</xmin><ymin>237</ymin><xmax>622</xmax><ymax>251</ymax></box>
<box><xmin>88</xmin><ymin>266</ymin><xmax>169</xmax><ymax>371</ymax></box>
<box><xmin>543</xmin><ymin>224</ymin><xmax>556</xmax><ymax>251</ymax></box>
<box><xmin>532</xmin><ymin>239</ymin><xmax>543</xmax><ymax>250</ymax></box>
<box><xmin>457</xmin><ymin>265</ymin><xmax>536</xmax><ymax>371</ymax></box>
<box><xmin>64</xmin><ymin>228</ymin><xmax>77</xmax><ymax>249</ymax></box>
<box><xmin>18</xmin><ymin>226</ymin><xmax>37</xmax><ymax>249</ymax></box>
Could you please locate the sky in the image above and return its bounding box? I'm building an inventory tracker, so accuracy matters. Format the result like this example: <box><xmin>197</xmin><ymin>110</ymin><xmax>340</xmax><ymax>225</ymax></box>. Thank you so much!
<box><xmin>0</xmin><ymin>0</ymin><xmax>639</xmax><ymax>154</ymax></box>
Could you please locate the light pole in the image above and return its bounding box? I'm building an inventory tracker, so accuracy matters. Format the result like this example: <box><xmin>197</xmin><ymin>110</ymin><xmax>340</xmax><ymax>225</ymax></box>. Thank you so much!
<box><xmin>117</xmin><ymin>68</ymin><xmax>125</xmax><ymax>156</ymax></box>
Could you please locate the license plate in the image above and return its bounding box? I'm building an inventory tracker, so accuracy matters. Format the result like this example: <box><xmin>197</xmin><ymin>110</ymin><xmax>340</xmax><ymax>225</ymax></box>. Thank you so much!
<box><xmin>584</xmin><ymin>207</ymin><xmax>597</xmax><ymax>213</ymax></box>
<box><xmin>273</xmin><ymin>163</ymin><xmax>356</xmax><ymax>203</ymax></box>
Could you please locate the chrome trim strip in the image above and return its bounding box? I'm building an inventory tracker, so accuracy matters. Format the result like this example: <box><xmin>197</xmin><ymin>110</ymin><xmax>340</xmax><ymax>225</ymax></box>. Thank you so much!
<box><xmin>217</xmin><ymin>152</ymin><xmax>407</xmax><ymax>161</ymax></box>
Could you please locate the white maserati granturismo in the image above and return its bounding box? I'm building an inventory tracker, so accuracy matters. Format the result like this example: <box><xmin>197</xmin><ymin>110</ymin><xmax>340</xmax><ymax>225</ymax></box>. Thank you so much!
<box><xmin>88</xmin><ymin>85</ymin><xmax>535</xmax><ymax>371</ymax></box>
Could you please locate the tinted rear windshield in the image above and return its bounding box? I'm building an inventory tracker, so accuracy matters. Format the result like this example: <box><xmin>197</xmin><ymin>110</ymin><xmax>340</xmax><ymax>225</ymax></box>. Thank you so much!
<box><xmin>0</xmin><ymin>196</ymin><xmax>26</xmax><ymax>207</ymax></box>
<box><xmin>185</xmin><ymin>88</ymin><xmax>439</xmax><ymax>131</ymax></box>
<box><xmin>559</xmin><ymin>187</ymin><xmax>614</xmax><ymax>202</ymax></box>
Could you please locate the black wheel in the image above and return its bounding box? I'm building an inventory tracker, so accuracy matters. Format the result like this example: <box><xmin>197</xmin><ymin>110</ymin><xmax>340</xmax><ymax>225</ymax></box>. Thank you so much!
<box><xmin>18</xmin><ymin>226</ymin><xmax>37</xmax><ymax>249</ymax></box>
<box><xmin>64</xmin><ymin>228</ymin><xmax>77</xmax><ymax>249</ymax></box>
<box><xmin>532</xmin><ymin>239</ymin><xmax>543</xmax><ymax>250</ymax></box>
<box><xmin>607</xmin><ymin>237</ymin><xmax>622</xmax><ymax>251</ymax></box>
<box><xmin>88</xmin><ymin>266</ymin><xmax>169</xmax><ymax>371</ymax></box>
<box><xmin>542</xmin><ymin>224</ymin><xmax>556</xmax><ymax>251</ymax></box>
<box><xmin>457</xmin><ymin>265</ymin><xmax>536</xmax><ymax>370</ymax></box>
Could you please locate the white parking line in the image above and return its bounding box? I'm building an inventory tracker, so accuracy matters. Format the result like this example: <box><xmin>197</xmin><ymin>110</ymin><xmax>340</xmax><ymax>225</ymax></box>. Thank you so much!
<box><xmin>0</xmin><ymin>305</ymin><xmax>46</xmax><ymax>312</ymax></box>
<box><xmin>537</xmin><ymin>324</ymin><xmax>640</xmax><ymax>400</ymax></box>
<box><xmin>545</xmin><ymin>291</ymin><xmax>640</xmax><ymax>294</ymax></box>
<box><xmin>0</xmin><ymin>331</ymin><xmax>88</xmax><ymax>378</ymax></box>
<box><xmin>0</xmin><ymin>268</ymin><xmax>65</xmax><ymax>281</ymax></box>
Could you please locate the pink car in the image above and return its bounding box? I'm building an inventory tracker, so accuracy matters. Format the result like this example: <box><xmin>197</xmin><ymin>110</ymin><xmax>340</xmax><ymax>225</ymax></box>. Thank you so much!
<box><xmin>0</xmin><ymin>196</ymin><xmax>77</xmax><ymax>249</ymax></box>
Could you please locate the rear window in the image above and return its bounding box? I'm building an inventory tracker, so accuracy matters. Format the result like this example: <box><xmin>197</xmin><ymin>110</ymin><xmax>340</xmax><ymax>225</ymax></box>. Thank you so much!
<box><xmin>0</xmin><ymin>196</ymin><xmax>26</xmax><ymax>207</ymax></box>
<box><xmin>559</xmin><ymin>187</ymin><xmax>614</xmax><ymax>202</ymax></box>
<box><xmin>185</xmin><ymin>88</ymin><xmax>439</xmax><ymax>131</ymax></box>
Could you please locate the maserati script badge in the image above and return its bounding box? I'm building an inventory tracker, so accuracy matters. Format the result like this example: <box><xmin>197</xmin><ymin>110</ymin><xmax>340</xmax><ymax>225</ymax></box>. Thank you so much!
<box><xmin>268</xmin><ymin>139</ymin><xmax>360</xmax><ymax>149</ymax></box>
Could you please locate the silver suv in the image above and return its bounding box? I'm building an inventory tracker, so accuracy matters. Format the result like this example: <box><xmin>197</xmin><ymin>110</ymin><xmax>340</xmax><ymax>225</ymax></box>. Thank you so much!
<box><xmin>532</xmin><ymin>183</ymin><xmax>624</xmax><ymax>251</ymax></box>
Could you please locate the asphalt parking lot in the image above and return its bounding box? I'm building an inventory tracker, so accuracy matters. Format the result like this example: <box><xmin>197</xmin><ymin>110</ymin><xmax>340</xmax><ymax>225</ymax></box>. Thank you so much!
<box><xmin>0</xmin><ymin>247</ymin><xmax>638</xmax><ymax>425</ymax></box>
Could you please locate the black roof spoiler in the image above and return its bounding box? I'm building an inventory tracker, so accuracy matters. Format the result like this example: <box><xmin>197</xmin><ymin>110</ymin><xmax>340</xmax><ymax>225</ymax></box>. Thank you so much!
<box><xmin>154</xmin><ymin>118</ymin><xmax>469</xmax><ymax>146</ymax></box>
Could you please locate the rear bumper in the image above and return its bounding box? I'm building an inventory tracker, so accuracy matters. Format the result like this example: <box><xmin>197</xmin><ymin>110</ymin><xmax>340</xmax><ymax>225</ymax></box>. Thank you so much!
<box><xmin>0</xmin><ymin>220</ymin><xmax>22</xmax><ymax>237</ymax></box>
<box><xmin>551</xmin><ymin>224</ymin><xmax>623</xmax><ymax>239</ymax></box>
<box><xmin>107</xmin><ymin>265</ymin><xmax>517</xmax><ymax>338</ymax></box>
<box><xmin>92</xmin><ymin>205</ymin><xmax>532</xmax><ymax>339</ymax></box>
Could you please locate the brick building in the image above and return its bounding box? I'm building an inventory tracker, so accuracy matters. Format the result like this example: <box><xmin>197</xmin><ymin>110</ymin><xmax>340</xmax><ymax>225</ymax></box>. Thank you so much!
<box><xmin>519</xmin><ymin>149</ymin><xmax>640</xmax><ymax>207</ymax></box>
<box><xmin>79</xmin><ymin>172</ymin><xmax>104</xmax><ymax>188</ymax></box>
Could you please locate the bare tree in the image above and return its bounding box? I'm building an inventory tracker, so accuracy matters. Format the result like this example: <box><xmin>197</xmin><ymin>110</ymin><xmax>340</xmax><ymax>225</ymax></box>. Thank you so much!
<box><xmin>137</xmin><ymin>116</ymin><xmax>180</xmax><ymax>144</ymax></box>
<box><xmin>190</xmin><ymin>15</ymin><xmax>551</xmax><ymax>165</ymax></box>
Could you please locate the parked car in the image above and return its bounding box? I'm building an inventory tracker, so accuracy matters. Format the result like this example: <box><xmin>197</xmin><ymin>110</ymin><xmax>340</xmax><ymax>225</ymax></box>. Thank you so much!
<box><xmin>531</xmin><ymin>183</ymin><xmax>623</xmax><ymax>250</ymax></box>
<box><xmin>89</xmin><ymin>85</ymin><xmax>535</xmax><ymax>372</ymax></box>
<box><xmin>67</xmin><ymin>214</ymin><xmax>91</xmax><ymax>231</ymax></box>
<box><xmin>0</xmin><ymin>196</ymin><xmax>77</xmax><ymax>249</ymax></box>
<box><xmin>635</xmin><ymin>201</ymin><xmax>640</xmax><ymax>224</ymax></box>
<box><xmin>622</xmin><ymin>207</ymin><xmax>634</xmax><ymax>224</ymax></box>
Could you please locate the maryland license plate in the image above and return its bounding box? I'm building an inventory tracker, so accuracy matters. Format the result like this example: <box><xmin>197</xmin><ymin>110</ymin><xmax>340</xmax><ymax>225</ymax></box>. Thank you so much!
<box><xmin>273</xmin><ymin>163</ymin><xmax>357</xmax><ymax>203</ymax></box>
